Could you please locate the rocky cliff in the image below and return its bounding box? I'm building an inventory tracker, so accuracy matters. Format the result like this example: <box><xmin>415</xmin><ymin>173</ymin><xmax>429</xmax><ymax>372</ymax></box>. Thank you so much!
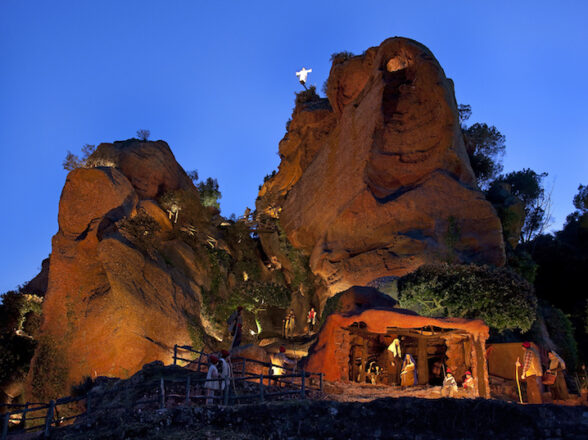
<box><xmin>29</xmin><ymin>139</ymin><xmax>313</xmax><ymax>401</ymax></box>
<box><xmin>257</xmin><ymin>37</ymin><xmax>505</xmax><ymax>296</ymax></box>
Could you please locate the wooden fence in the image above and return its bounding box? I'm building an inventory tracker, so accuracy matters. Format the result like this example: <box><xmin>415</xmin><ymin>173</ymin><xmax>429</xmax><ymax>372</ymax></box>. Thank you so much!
<box><xmin>172</xmin><ymin>344</ymin><xmax>323</xmax><ymax>393</ymax></box>
<box><xmin>0</xmin><ymin>345</ymin><xmax>323</xmax><ymax>439</ymax></box>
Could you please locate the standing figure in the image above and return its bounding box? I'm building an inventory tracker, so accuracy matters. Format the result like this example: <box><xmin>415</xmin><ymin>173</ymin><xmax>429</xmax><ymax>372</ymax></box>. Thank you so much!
<box><xmin>204</xmin><ymin>355</ymin><xmax>220</xmax><ymax>405</ymax></box>
<box><xmin>400</xmin><ymin>354</ymin><xmax>418</xmax><ymax>387</ymax></box>
<box><xmin>518</xmin><ymin>342</ymin><xmax>543</xmax><ymax>404</ymax></box>
<box><xmin>307</xmin><ymin>307</ymin><xmax>317</xmax><ymax>334</ymax></box>
<box><xmin>284</xmin><ymin>309</ymin><xmax>296</xmax><ymax>339</ymax></box>
<box><xmin>547</xmin><ymin>351</ymin><xmax>569</xmax><ymax>401</ymax></box>
<box><xmin>387</xmin><ymin>338</ymin><xmax>402</xmax><ymax>385</ymax></box>
<box><xmin>441</xmin><ymin>368</ymin><xmax>458</xmax><ymax>398</ymax></box>
<box><xmin>219</xmin><ymin>350</ymin><xmax>232</xmax><ymax>392</ymax></box>
<box><xmin>295</xmin><ymin>67</ymin><xmax>312</xmax><ymax>89</ymax></box>
<box><xmin>227</xmin><ymin>306</ymin><xmax>243</xmax><ymax>349</ymax></box>
<box><xmin>462</xmin><ymin>371</ymin><xmax>475</xmax><ymax>397</ymax></box>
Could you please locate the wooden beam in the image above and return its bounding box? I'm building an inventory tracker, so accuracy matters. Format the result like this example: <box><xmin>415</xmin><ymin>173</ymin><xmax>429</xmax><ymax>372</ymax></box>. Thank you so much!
<box><xmin>417</xmin><ymin>338</ymin><xmax>429</xmax><ymax>385</ymax></box>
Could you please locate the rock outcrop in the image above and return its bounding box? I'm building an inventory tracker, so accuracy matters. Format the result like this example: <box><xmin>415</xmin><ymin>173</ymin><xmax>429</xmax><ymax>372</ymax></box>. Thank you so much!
<box><xmin>257</xmin><ymin>37</ymin><xmax>505</xmax><ymax>296</ymax></box>
<box><xmin>30</xmin><ymin>140</ymin><xmax>294</xmax><ymax>400</ymax></box>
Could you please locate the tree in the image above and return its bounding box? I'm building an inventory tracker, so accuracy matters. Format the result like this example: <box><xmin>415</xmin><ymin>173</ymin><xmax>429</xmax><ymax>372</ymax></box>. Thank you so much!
<box><xmin>397</xmin><ymin>263</ymin><xmax>537</xmax><ymax>332</ymax></box>
<box><xmin>62</xmin><ymin>144</ymin><xmax>96</xmax><ymax>171</ymax></box>
<box><xmin>187</xmin><ymin>170</ymin><xmax>199</xmax><ymax>183</ymax></box>
<box><xmin>463</xmin><ymin>123</ymin><xmax>506</xmax><ymax>190</ymax></box>
<box><xmin>136</xmin><ymin>129</ymin><xmax>150</xmax><ymax>141</ymax></box>
<box><xmin>573</xmin><ymin>184</ymin><xmax>588</xmax><ymax>213</ymax></box>
<box><xmin>197</xmin><ymin>177</ymin><xmax>222</xmax><ymax>209</ymax></box>
<box><xmin>458</xmin><ymin>104</ymin><xmax>472</xmax><ymax>126</ymax></box>
<box><xmin>496</xmin><ymin>169</ymin><xmax>550</xmax><ymax>243</ymax></box>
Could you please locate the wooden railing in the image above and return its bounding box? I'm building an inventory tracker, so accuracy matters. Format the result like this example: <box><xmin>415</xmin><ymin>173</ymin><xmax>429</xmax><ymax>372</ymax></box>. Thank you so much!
<box><xmin>1</xmin><ymin>395</ymin><xmax>85</xmax><ymax>439</ymax></box>
<box><xmin>1</xmin><ymin>345</ymin><xmax>323</xmax><ymax>438</ymax></box>
<box><xmin>173</xmin><ymin>344</ymin><xmax>323</xmax><ymax>393</ymax></box>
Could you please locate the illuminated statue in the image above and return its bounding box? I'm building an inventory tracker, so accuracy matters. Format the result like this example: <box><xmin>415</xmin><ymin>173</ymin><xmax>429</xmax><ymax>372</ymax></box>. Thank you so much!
<box><xmin>283</xmin><ymin>309</ymin><xmax>296</xmax><ymax>339</ymax></box>
<box><xmin>386</xmin><ymin>338</ymin><xmax>402</xmax><ymax>385</ymax></box>
<box><xmin>367</xmin><ymin>361</ymin><xmax>380</xmax><ymax>385</ymax></box>
<box><xmin>462</xmin><ymin>371</ymin><xmax>475</xmax><ymax>397</ymax></box>
<box><xmin>204</xmin><ymin>355</ymin><xmax>220</xmax><ymax>404</ymax></box>
<box><xmin>441</xmin><ymin>368</ymin><xmax>458</xmax><ymax>397</ymax></box>
<box><xmin>307</xmin><ymin>307</ymin><xmax>317</xmax><ymax>333</ymax></box>
<box><xmin>400</xmin><ymin>354</ymin><xmax>417</xmax><ymax>387</ymax></box>
<box><xmin>296</xmin><ymin>67</ymin><xmax>312</xmax><ymax>89</ymax></box>
<box><xmin>167</xmin><ymin>203</ymin><xmax>181</xmax><ymax>224</ymax></box>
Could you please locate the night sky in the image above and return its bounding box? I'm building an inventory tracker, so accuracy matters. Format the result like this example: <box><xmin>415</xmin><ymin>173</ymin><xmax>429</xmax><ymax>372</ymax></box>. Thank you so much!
<box><xmin>1</xmin><ymin>0</ymin><xmax>587</xmax><ymax>293</ymax></box>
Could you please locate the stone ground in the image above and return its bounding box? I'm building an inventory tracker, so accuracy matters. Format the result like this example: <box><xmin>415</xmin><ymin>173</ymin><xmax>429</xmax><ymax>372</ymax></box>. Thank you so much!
<box><xmin>46</xmin><ymin>396</ymin><xmax>588</xmax><ymax>440</ymax></box>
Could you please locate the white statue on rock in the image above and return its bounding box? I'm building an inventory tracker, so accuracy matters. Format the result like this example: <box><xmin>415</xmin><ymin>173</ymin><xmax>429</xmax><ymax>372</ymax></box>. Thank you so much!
<box><xmin>296</xmin><ymin>67</ymin><xmax>312</xmax><ymax>89</ymax></box>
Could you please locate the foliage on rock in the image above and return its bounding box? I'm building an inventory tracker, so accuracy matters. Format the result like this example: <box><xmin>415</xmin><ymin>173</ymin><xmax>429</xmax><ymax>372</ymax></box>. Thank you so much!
<box><xmin>398</xmin><ymin>263</ymin><xmax>537</xmax><ymax>332</ymax></box>
<box><xmin>197</xmin><ymin>177</ymin><xmax>222</xmax><ymax>209</ymax></box>
<box><xmin>295</xmin><ymin>86</ymin><xmax>321</xmax><ymax>107</ymax></box>
<box><xmin>62</xmin><ymin>144</ymin><xmax>96</xmax><ymax>171</ymax></box>
<box><xmin>117</xmin><ymin>210</ymin><xmax>162</xmax><ymax>255</ymax></box>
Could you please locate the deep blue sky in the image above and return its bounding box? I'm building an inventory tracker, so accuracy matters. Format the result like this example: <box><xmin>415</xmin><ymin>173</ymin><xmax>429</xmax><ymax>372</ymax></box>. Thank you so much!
<box><xmin>1</xmin><ymin>1</ymin><xmax>587</xmax><ymax>293</ymax></box>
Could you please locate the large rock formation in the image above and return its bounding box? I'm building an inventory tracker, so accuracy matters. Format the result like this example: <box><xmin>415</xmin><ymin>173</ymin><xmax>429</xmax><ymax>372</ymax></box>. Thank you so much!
<box><xmin>29</xmin><ymin>140</ymin><xmax>294</xmax><ymax>400</ymax></box>
<box><xmin>257</xmin><ymin>37</ymin><xmax>505</xmax><ymax>297</ymax></box>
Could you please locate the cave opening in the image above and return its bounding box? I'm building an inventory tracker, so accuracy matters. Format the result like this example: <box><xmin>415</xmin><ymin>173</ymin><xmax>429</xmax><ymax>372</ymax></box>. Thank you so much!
<box><xmin>345</xmin><ymin>323</ymin><xmax>473</xmax><ymax>387</ymax></box>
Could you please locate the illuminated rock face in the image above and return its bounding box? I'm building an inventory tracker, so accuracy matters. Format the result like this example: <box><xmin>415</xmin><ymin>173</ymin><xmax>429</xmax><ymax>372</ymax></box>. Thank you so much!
<box><xmin>258</xmin><ymin>37</ymin><xmax>505</xmax><ymax>296</ymax></box>
<box><xmin>30</xmin><ymin>141</ymin><xmax>207</xmax><ymax>398</ymax></box>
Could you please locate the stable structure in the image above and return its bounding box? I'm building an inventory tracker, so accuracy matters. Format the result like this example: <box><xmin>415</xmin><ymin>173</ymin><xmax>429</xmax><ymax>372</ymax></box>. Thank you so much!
<box><xmin>305</xmin><ymin>287</ymin><xmax>490</xmax><ymax>397</ymax></box>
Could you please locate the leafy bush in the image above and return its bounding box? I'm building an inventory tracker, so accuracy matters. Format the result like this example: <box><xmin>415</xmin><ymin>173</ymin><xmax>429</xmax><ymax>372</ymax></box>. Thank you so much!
<box><xmin>62</xmin><ymin>144</ymin><xmax>96</xmax><ymax>171</ymax></box>
<box><xmin>197</xmin><ymin>177</ymin><xmax>222</xmax><ymax>209</ymax></box>
<box><xmin>136</xmin><ymin>129</ymin><xmax>150</xmax><ymax>141</ymax></box>
<box><xmin>398</xmin><ymin>263</ymin><xmax>537</xmax><ymax>332</ymax></box>
<box><xmin>117</xmin><ymin>210</ymin><xmax>161</xmax><ymax>254</ymax></box>
<box><xmin>159</xmin><ymin>189</ymin><xmax>204</xmax><ymax>228</ymax></box>
<box><xmin>0</xmin><ymin>290</ymin><xmax>43</xmax><ymax>334</ymax></box>
<box><xmin>330</xmin><ymin>51</ymin><xmax>355</xmax><ymax>63</ymax></box>
<box><xmin>295</xmin><ymin>86</ymin><xmax>320</xmax><ymax>107</ymax></box>
<box><xmin>0</xmin><ymin>333</ymin><xmax>37</xmax><ymax>384</ymax></box>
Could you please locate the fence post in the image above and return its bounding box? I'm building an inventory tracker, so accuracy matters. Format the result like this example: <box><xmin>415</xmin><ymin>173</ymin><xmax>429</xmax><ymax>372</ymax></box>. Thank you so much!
<box><xmin>44</xmin><ymin>400</ymin><xmax>55</xmax><ymax>438</ymax></box>
<box><xmin>197</xmin><ymin>352</ymin><xmax>203</xmax><ymax>372</ymax></box>
<box><xmin>2</xmin><ymin>412</ymin><xmax>9</xmax><ymax>440</ymax></box>
<box><xmin>301</xmin><ymin>369</ymin><xmax>306</xmax><ymax>399</ymax></box>
<box><xmin>259</xmin><ymin>374</ymin><xmax>264</xmax><ymax>402</ymax></box>
<box><xmin>319</xmin><ymin>373</ymin><xmax>323</xmax><ymax>393</ymax></box>
<box><xmin>21</xmin><ymin>402</ymin><xmax>29</xmax><ymax>429</ymax></box>
<box><xmin>160</xmin><ymin>377</ymin><xmax>165</xmax><ymax>409</ymax></box>
<box><xmin>184</xmin><ymin>375</ymin><xmax>191</xmax><ymax>405</ymax></box>
<box><xmin>173</xmin><ymin>344</ymin><xmax>178</xmax><ymax>366</ymax></box>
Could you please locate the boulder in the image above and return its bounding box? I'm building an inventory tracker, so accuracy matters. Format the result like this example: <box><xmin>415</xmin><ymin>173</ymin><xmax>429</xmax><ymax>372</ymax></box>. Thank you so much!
<box><xmin>86</xmin><ymin>139</ymin><xmax>196</xmax><ymax>200</ymax></box>
<box><xmin>257</xmin><ymin>37</ymin><xmax>505</xmax><ymax>297</ymax></box>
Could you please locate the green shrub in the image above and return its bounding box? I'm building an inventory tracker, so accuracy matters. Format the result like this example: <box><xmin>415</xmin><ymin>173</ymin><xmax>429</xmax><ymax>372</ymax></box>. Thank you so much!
<box><xmin>330</xmin><ymin>51</ymin><xmax>355</xmax><ymax>63</ymax></box>
<box><xmin>0</xmin><ymin>333</ymin><xmax>37</xmax><ymax>384</ymax></box>
<box><xmin>295</xmin><ymin>86</ymin><xmax>320</xmax><ymax>107</ymax></box>
<box><xmin>398</xmin><ymin>263</ymin><xmax>537</xmax><ymax>332</ymax></box>
<box><xmin>117</xmin><ymin>210</ymin><xmax>161</xmax><ymax>255</ymax></box>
